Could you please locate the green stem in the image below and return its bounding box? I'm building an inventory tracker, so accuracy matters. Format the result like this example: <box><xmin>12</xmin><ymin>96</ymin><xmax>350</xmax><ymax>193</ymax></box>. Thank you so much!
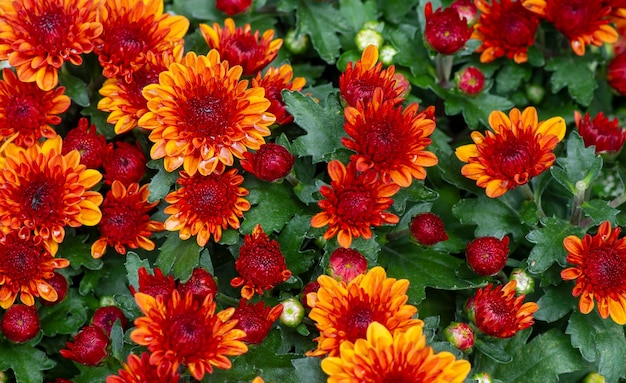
<box><xmin>386</xmin><ymin>228</ymin><xmax>409</xmax><ymax>242</ymax></box>
<box><xmin>216</xmin><ymin>292</ymin><xmax>240</xmax><ymax>308</ymax></box>
<box><xmin>569</xmin><ymin>181</ymin><xmax>588</xmax><ymax>226</ymax></box>
<box><xmin>285</xmin><ymin>173</ymin><xmax>301</xmax><ymax>187</ymax></box>
<box><xmin>520</xmin><ymin>183</ymin><xmax>546</xmax><ymax>219</ymax></box>
<box><xmin>435</xmin><ymin>54</ymin><xmax>454</xmax><ymax>88</ymax></box>
<box><xmin>609</xmin><ymin>192</ymin><xmax>626</xmax><ymax>208</ymax></box>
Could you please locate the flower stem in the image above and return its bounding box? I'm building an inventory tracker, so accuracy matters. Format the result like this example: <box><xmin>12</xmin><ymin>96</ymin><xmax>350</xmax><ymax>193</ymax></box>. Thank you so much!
<box><xmin>435</xmin><ymin>54</ymin><xmax>454</xmax><ymax>87</ymax></box>
<box><xmin>386</xmin><ymin>228</ymin><xmax>409</xmax><ymax>242</ymax></box>
<box><xmin>609</xmin><ymin>192</ymin><xmax>626</xmax><ymax>208</ymax></box>
<box><xmin>520</xmin><ymin>183</ymin><xmax>546</xmax><ymax>219</ymax></box>
<box><xmin>216</xmin><ymin>292</ymin><xmax>240</xmax><ymax>308</ymax></box>
<box><xmin>569</xmin><ymin>181</ymin><xmax>588</xmax><ymax>226</ymax></box>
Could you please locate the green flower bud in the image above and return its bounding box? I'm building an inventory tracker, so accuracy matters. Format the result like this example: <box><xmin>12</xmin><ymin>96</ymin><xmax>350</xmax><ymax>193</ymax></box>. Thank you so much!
<box><xmin>362</xmin><ymin>20</ymin><xmax>384</xmax><ymax>33</ymax></box>
<box><xmin>472</xmin><ymin>372</ymin><xmax>493</xmax><ymax>383</ymax></box>
<box><xmin>525</xmin><ymin>84</ymin><xmax>545</xmax><ymax>104</ymax></box>
<box><xmin>583</xmin><ymin>372</ymin><xmax>606</xmax><ymax>383</ymax></box>
<box><xmin>99</xmin><ymin>295</ymin><xmax>116</xmax><ymax>307</ymax></box>
<box><xmin>355</xmin><ymin>29</ymin><xmax>383</xmax><ymax>52</ymax></box>
<box><xmin>509</xmin><ymin>268</ymin><xmax>535</xmax><ymax>295</ymax></box>
<box><xmin>379</xmin><ymin>45</ymin><xmax>397</xmax><ymax>66</ymax></box>
<box><xmin>280</xmin><ymin>298</ymin><xmax>305</xmax><ymax>328</ymax></box>
<box><xmin>284</xmin><ymin>30</ymin><xmax>310</xmax><ymax>55</ymax></box>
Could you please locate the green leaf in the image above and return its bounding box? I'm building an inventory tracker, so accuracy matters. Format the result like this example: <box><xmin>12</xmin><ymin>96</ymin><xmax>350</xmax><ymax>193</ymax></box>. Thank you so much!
<box><xmin>391</xmin><ymin>180</ymin><xmax>438</xmax><ymax>214</ymax></box>
<box><xmin>452</xmin><ymin>195</ymin><xmax>526</xmax><ymax>241</ymax></box>
<box><xmin>581</xmin><ymin>199</ymin><xmax>620</xmax><ymax>226</ymax></box>
<box><xmin>534</xmin><ymin>284</ymin><xmax>578</xmax><ymax>323</ymax></box>
<box><xmin>59</xmin><ymin>71</ymin><xmax>90</xmax><ymax>107</ymax></box>
<box><xmin>278</xmin><ymin>215</ymin><xmax>317</xmax><ymax>275</ymax></box>
<box><xmin>155</xmin><ymin>233</ymin><xmax>202</xmax><ymax>280</ymax></box>
<box><xmin>110</xmin><ymin>320</ymin><xmax>125</xmax><ymax>361</ymax></box>
<box><xmin>292</xmin><ymin>357</ymin><xmax>326</xmax><ymax>383</ymax></box>
<box><xmin>285</xmin><ymin>91</ymin><xmax>345</xmax><ymax>163</ymax></box>
<box><xmin>40</xmin><ymin>289</ymin><xmax>93</xmax><ymax>336</ymax></box>
<box><xmin>278</xmin><ymin>324</ymin><xmax>316</xmax><ymax>355</ymax></box>
<box><xmin>60</xmin><ymin>234</ymin><xmax>103</xmax><ymax>271</ymax></box>
<box><xmin>525</xmin><ymin>217</ymin><xmax>585</xmax><ymax>274</ymax></box>
<box><xmin>551</xmin><ymin>131</ymin><xmax>603</xmax><ymax>195</ymax></box>
<box><xmin>73</xmin><ymin>363</ymin><xmax>119</xmax><ymax>383</ymax></box>
<box><xmin>545</xmin><ymin>56</ymin><xmax>598</xmax><ymax>106</ymax></box>
<box><xmin>0</xmin><ymin>339</ymin><xmax>55</xmax><ymax>383</ymax></box>
<box><xmin>444</xmin><ymin>91</ymin><xmax>514</xmax><ymax>129</ymax></box>
<box><xmin>474</xmin><ymin>338</ymin><xmax>513</xmax><ymax>364</ymax></box>
<box><xmin>241</xmin><ymin>180</ymin><xmax>302</xmax><ymax>234</ymax></box>
<box><xmin>339</xmin><ymin>0</ymin><xmax>377</xmax><ymax>32</ymax></box>
<box><xmin>566</xmin><ymin>311</ymin><xmax>626</xmax><ymax>382</ymax></box>
<box><xmin>146</xmin><ymin>159</ymin><xmax>178</xmax><ymax>203</ymax></box>
<box><xmin>171</xmin><ymin>0</ymin><xmax>221</xmax><ymax>20</ymax></box>
<box><xmin>379</xmin><ymin>0</ymin><xmax>420</xmax><ymax>23</ymax></box>
<box><xmin>390</xmin><ymin>24</ymin><xmax>434</xmax><ymax>81</ymax></box>
<box><xmin>125</xmin><ymin>251</ymin><xmax>152</xmax><ymax>293</ymax></box>
<box><xmin>495</xmin><ymin>61</ymin><xmax>532</xmax><ymax>94</ymax></box>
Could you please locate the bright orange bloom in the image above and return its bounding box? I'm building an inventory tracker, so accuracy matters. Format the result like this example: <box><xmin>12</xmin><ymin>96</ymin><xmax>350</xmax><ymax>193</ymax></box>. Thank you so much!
<box><xmin>467</xmin><ymin>280</ymin><xmax>538</xmax><ymax>338</ymax></box>
<box><xmin>131</xmin><ymin>291</ymin><xmax>248</xmax><ymax>380</ymax></box>
<box><xmin>94</xmin><ymin>0</ymin><xmax>188</xmax><ymax>82</ymax></box>
<box><xmin>473</xmin><ymin>0</ymin><xmax>540</xmax><ymax>64</ymax></box>
<box><xmin>0</xmin><ymin>136</ymin><xmax>103</xmax><ymax>246</ymax></box>
<box><xmin>311</xmin><ymin>160</ymin><xmax>400</xmax><ymax>248</ymax></box>
<box><xmin>107</xmin><ymin>352</ymin><xmax>180</xmax><ymax>383</ymax></box>
<box><xmin>0</xmin><ymin>227</ymin><xmax>69</xmax><ymax>308</ymax></box>
<box><xmin>98</xmin><ymin>46</ymin><xmax>184</xmax><ymax>135</ymax></box>
<box><xmin>322</xmin><ymin>322</ymin><xmax>471</xmax><ymax>383</ymax></box>
<box><xmin>455</xmin><ymin>107</ymin><xmax>566</xmax><ymax>198</ymax></box>
<box><xmin>342</xmin><ymin>88</ymin><xmax>438</xmax><ymax>187</ymax></box>
<box><xmin>0</xmin><ymin>0</ymin><xmax>103</xmax><ymax>90</ymax></box>
<box><xmin>306</xmin><ymin>266</ymin><xmax>423</xmax><ymax>357</ymax></box>
<box><xmin>91</xmin><ymin>181</ymin><xmax>163</xmax><ymax>259</ymax></box>
<box><xmin>163</xmin><ymin>169</ymin><xmax>250</xmax><ymax>246</ymax></box>
<box><xmin>339</xmin><ymin>45</ymin><xmax>407</xmax><ymax>108</ymax></box>
<box><xmin>251</xmin><ymin>64</ymin><xmax>306</xmax><ymax>125</ymax></box>
<box><xmin>523</xmin><ymin>0</ymin><xmax>617</xmax><ymax>56</ymax></box>
<box><xmin>139</xmin><ymin>50</ymin><xmax>274</xmax><ymax>176</ymax></box>
<box><xmin>199</xmin><ymin>18</ymin><xmax>282</xmax><ymax>76</ymax></box>
<box><xmin>562</xmin><ymin>221</ymin><xmax>626</xmax><ymax>324</ymax></box>
<box><xmin>0</xmin><ymin>68</ymin><xmax>70</xmax><ymax>147</ymax></box>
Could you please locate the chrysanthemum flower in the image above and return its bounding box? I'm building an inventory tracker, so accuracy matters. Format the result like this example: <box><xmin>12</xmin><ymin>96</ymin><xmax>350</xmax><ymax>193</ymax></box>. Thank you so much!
<box><xmin>199</xmin><ymin>18</ymin><xmax>282</xmax><ymax>76</ymax></box>
<box><xmin>131</xmin><ymin>290</ymin><xmax>248</xmax><ymax>380</ymax></box>
<box><xmin>424</xmin><ymin>2</ymin><xmax>472</xmax><ymax>55</ymax></box>
<box><xmin>61</xmin><ymin>118</ymin><xmax>107</xmax><ymax>169</ymax></box>
<box><xmin>163</xmin><ymin>169</ymin><xmax>250</xmax><ymax>246</ymax></box>
<box><xmin>473</xmin><ymin>0</ymin><xmax>541</xmax><ymax>64</ymax></box>
<box><xmin>455</xmin><ymin>107</ymin><xmax>566</xmax><ymax>198</ymax></box>
<box><xmin>0</xmin><ymin>68</ymin><xmax>70</xmax><ymax>147</ymax></box>
<box><xmin>251</xmin><ymin>64</ymin><xmax>306</xmax><ymax>125</ymax></box>
<box><xmin>139</xmin><ymin>50</ymin><xmax>274</xmax><ymax>176</ymax></box>
<box><xmin>311</xmin><ymin>160</ymin><xmax>400</xmax><ymax>248</ymax></box>
<box><xmin>523</xmin><ymin>0</ymin><xmax>617</xmax><ymax>56</ymax></box>
<box><xmin>575</xmin><ymin>111</ymin><xmax>626</xmax><ymax>154</ymax></box>
<box><xmin>322</xmin><ymin>322</ymin><xmax>471</xmax><ymax>383</ymax></box>
<box><xmin>230</xmin><ymin>224</ymin><xmax>292</xmax><ymax>299</ymax></box>
<box><xmin>306</xmin><ymin>266</ymin><xmax>423</xmax><ymax>357</ymax></box>
<box><xmin>0</xmin><ymin>228</ymin><xmax>69</xmax><ymax>308</ymax></box>
<box><xmin>94</xmin><ymin>0</ymin><xmax>189</xmax><ymax>82</ymax></box>
<box><xmin>562</xmin><ymin>221</ymin><xmax>626</xmax><ymax>324</ymax></box>
<box><xmin>466</xmin><ymin>280</ymin><xmax>538</xmax><ymax>338</ymax></box>
<box><xmin>98</xmin><ymin>47</ymin><xmax>184</xmax><ymax>135</ymax></box>
<box><xmin>107</xmin><ymin>352</ymin><xmax>180</xmax><ymax>383</ymax></box>
<box><xmin>608</xmin><ymin>52</ymin><xmax>626</xmax><ymax>96</ymax></box>
<box><xmin>342</xmin><ymin>88</ymin><xmax>438</xmax><ymax>187</ymax></box>
<box><xmin>91</xmin><ymin>181</ymin><xmax>163</xmax><ymax>258</ymax></box>
<box><xmin>240</xmin><ymin>143</ymin><xmax>295</xmax><ymax>182</ymax></box>
<box><xmin>0</xmin><ymin>136</ymin><xmax>103</xmax><ymax>244</ymax></box>
<box><xmin>339</xmin><ymin>45</ymin><xmax>407</xmax><ymax>108</ymax></box>
<box><xmin>232</xmin><ymin>299</ymin><xmax>283</xmax><ymax>344</ymax></box>
<box><xmin>102</xmin><ymin>141</ymin><xmax>147</xmax><ymax>185</ymax></box>
<box><xmin>129</xmin><ymin>267</ymin><xmax>176</xmax><ymax>298</ymax></box>
<box><xmin>0</xmin><ymin>0</ymin><xmax>103</xmax><ymax>90</ymax></box>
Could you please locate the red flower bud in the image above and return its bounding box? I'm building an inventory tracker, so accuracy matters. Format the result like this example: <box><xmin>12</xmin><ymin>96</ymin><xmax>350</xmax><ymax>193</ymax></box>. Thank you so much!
<box><xmin>327</xmin><ymin>248</ymin><xmax>367</xmax><ymax>282</ymax></box>
<box><xmin>41</xmin><ymin>272</ymin><xmax>68</xmax><ymax>306</ymax></box>
<box><xmin>409</xmin><ymin>212</ymin><xmax>449</xmax><ymax>246</ymax></box>
<box><xmin>466</xmin><ymin>236</ymin><xmax>509</xmax><ymax>276</ymax></box>
<box><xmin>241</xmin><ymin>143</ymin><xmax>295</xmax><ymax>182</ymax></box>
<box><xmin>62</xmin><ymin>118</ymin><xmax>107</xmax><ymax>169</ymax></box>
<box><xmin>450</xmin><ymin>0</ymin><xmax>479</xmax><ymax>25</ymax></box>
<box><xmin>456</xmin><ymin>66</ymin><xmax>485</xmax><ymax>95</ymax></box>
<box><xmin>92</xmin><ymin>306</ymin><xmax>127</xmax><ymax>336</ymax></box>
<box><xmin>443</xmin><ymin>322</ymin><xmax>475</xmax><ymax>352</ymax></box>
<box><xmin>60</xmin><ymin>324</ymin><xmax>109</xmax><ymax>366</ymax></box>
<box><xmin>103</xmin><ymin>141</ymin><xmax>147</xmax><ymax>185</ymax></box>
<box><xmin>424</xmin><ymin>2</ymin><xmax>472</xmax><ymax>55</ymax></box>
<box><xmin>300</xmin><ymin>281</ymin><xmax>320</xmax><ymax>310</ymax></box>
<box><xmin>178</xmin><ymin>268</ymin><xmax>219</xmax><ymax>303</ymax></box>
<box><xmin>1</xmin><ymin>304</ymin><xmax>40</xmax><ymax>343</ymax></box>
<box><xmin>608</xmin><ymin>52</ymin><xmax>626</xmax><ymax>96</ymax></box>
<box><xmin>215</xmin><ymin>0</ymin><xmax>252</xmax><ymax>15</ymax></box>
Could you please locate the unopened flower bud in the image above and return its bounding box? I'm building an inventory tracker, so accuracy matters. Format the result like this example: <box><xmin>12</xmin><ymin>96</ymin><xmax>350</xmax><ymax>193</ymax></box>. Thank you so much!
<box><xmin>60</xmin><ymin>324</ymin><xmax>109</xmax><ymax>366</ymax></box>
<box><xmin>285</xmin><ymin>30</ymin><xmax>310</xmax><ymax>55</ymax></box>
<box><xmin>456</xmin><ymin>66</ymin><xmax>485</xmax><ymax>95</ymax></box>
<box><xmin>444</xmin><ymin>322</ymin><xmax>474</xmax><ymax>352</ymax></box>
<box><xmin>355</xmin><ymin>29</ymin><xmax>383</xmax><ymax>51</ymax></box>
<box><xmin>450</xmin><ymin>0</ymin><xmax>479</xmax><ymax>26</ymax></box>
<box><xmin>410</xmin><ymin>212</ymin><xmax>449</xmax><ymax>246</ymax></box>
<box><xmin>241</xmin><ymin>143</ymin><xmax>295</xmax><ymax>182</ymax></box>
<box><xmin>583</xmin><ymin>372</ymin><xmax>606</xmax><ymax>383</ymax></box>
<box><xmin>509</xmin><ymin>268</ymin><xmax>535</xmax><ymax>295</ymax></box>
<box><xmin>379</xmin><ymin>45</ymin><xmax>397</xmax><ymax>66</ymax></box>
<box><xmin>466</xmin><ymin>236</ymin><xmax>509</xmax><ymax>276</ymax></box>
<box><xmin>608</xmin><ymin>52</ymin><xmax>626</xmax><ymax>96</ymax></box>
<box><xmin>362</xmin><ymin>20</ymin><xmax>384</xmax><ymax>32</ymax></box>
<box><xmin>327</xmin><ymin>248</ymin><xmax>367</xmax><ymax>282</ymax></box>
<box><xmin>525</xmin><ymin>84</ymin><xmax>546</xmax><ymax>104</ymax></box>
<box><xmin>300</xmin><ymin>281</ymin><xmax>321</xmax><ymax>310</ymax></box>
<box><xmin>1</xmin><ymin>304</ymin><xmax>40</xmax><ymax>343</ymax></box>
<box><xmin>280</xmin><ymin>298</ymin><xmax>305</xmax><ymax>328</ymax></box>
<box><xmin>92</xmin><ymin>306</ymin><xmax>127</xmax><ymax>336</ymax></box>
<box><xmin>41</xmin><ymin>272</ymin><xmax>68</xmax><ymax>306</ymax></box>
<box><xmin>424</xmin><ymin>2</ymin><xmax>472</xmax><ymax>55</ymax></box>
<box><xmin>215</xmin><ymin>0</ymin><xmax>252</xmax><ymax>16</ymax></box>
<box><xmin>472</xmin><ymin>372</ymin><xmax>493</xmax><ymax>383</ymax></box>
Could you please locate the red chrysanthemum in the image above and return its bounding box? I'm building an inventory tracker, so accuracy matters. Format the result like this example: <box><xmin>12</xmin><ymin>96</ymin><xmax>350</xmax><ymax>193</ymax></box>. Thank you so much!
<box><xmin>139</xmin><ymin>50</ymin><xmax>274</xmax><ymax>176</ymax></box>
<box><xmin>91</xmin><ymin>181</ymin><xmax>163</xmax><ymax>259</ymax></box>
<box><xmin>328</xmin><ymin>248</ymin><xmax>367</xmax><ymax>283</ymax></box>
<box><xmin>102</xmin><ymin>141</ymin><xmax>147</xmax><ymax>185</ymax></box>
<box><xmin>424</xmin><ymin>2</ymin><xmax>472</xmax><ymax>55</ymax></box>
<box><xmin>251</xmin><ymin>64</ymin><xmax>306</xmax><ymax>125</ymax></box>
<box><xmin>456</xmin><ymin>66</ymin><xmax>486</xmax><ymax>95</ymax></box>
<box><xmin>451</xmin><ymin>0</ymin><xmax>479</xmax><ymax>25</ymax></box>
<box><xmin>466</xmin><ymin>280</ymin><xmax>538</xmax><ymax>338</ymax></box>
<box><xmin>473</xmin><ymin>0</ymin><xmax>540</xmax><ymax>64</ymax></box>
<box><xmin>0</xmin><ymin>228</ymin><xmax>68</xmax><ymax>309</ymax></box>
<box><xmin>41</xmin><ymin>272</ymin><xmax>68</xmax><ymax>306</ymax></box>
<box><xmin>523</xmin><ymin>0</ymin><xmax>618</xmax><ymax>56</ymax></box>
<box><xmin>107</xmin><ymin>352</ymin><xmax>180</xmax><ymax>383</ymax></box>
<box><xmin>608</xmin><ymin>52</ymin><xmax>626</xmax><ymax>96</ymax></box>
<box><xmin>311</xmin><ymin>160</ymin><xmax>400</xmax><ymax>249</ymax></box>
<box><xmin>562</xmin><ymin>221</ymin><xmax>626</xmax><ymax>324</ymax></box>
<box><xmin>131</xmin><ymin>291</ymin><xmax>248</xmax><ymax>380</ymax></box>
<box><xmin>575</xmin><ymin>110</ymin><xmax>626</xmax><ymax>154</ymax></box>
<box><xmin>199</xmin><ymin>18</ymin><xmax>283</xmax><ymax>76</ymax></box>
<box><xmin>0</xmin><ymin>0</ymin><xmax>103</xmax><ymax>90</ymax></box>
<box><xmin>232</xmin><ymin>299</ymin><xmax>283</xmax><ymax>344</ymax></box>
<box><xmin>240</xmin><ymin>143</ymin><xmax>295</xmax><ymax>182</ymax></box>
<box><xmin>0</xmin><ymin>136</ymin><xmax>103</xmax><ymax>245</ymax></box>
<box><xmin>0</xmin><ymin>68</ymin><xmax>70</xmax><ymax>147</ymax></box>
<box><xmin>130</xmin><ymin>267</ymin><xmax>176</xmax><ymax>298</ymax></box>
<box><xmin>94</xmin><ymin>0</ymin><xmax>189</xmax><ymax>82</ymax></box>
<box><xmin>164</xmin><ymin>169</ymin><xmax>250</xmax><ymax>246</ymax></box>
<box><xmin>230</xmin><ymin>224</ymin><xmax>292</xmax><ymax>300</ymax></box>
<box><xmin>342</xmin><ymin>88</ymin><xmax>438</xmax><ymax>187</ymax></box>
<box><xmin>62</xmin><ymin>118</ymin><xmax>107</xmax><ymax>169</ymax></box>
<box><xmin>339</xmin><ymin>45</ymin><xmax>407</xmax><ymax>108</ymax></box>
<box><xmin>60</xmin><ymin>324</ymin><xmax>109</xmax><ymax>366</ymax></box>
<box><xmin>216</xmin><ymin>0</ymin><xmax>252</xmax><ymax>16</ymax></box>
<box><xmin>410</xmin><ymin>212</ymin><xmax>449</xmax><ymax>246</ymax></box>
<box><xmin>93</xmin><ymin>306</ymin><xmax>127</xmax><ymax>335</ymax></box>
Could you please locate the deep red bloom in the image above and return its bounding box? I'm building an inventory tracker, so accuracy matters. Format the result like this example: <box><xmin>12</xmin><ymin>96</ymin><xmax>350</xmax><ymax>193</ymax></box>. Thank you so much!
<box><xmin>608</xmin><ymin>52</ymin><xmax>626</xmax><ymax>96</ymax></box>
<box><xmin>41</xmin><ymin>272</ymin><xmax>68</xmax><ymax>306</ymax></box>
<box><xmin>60</xmin><ymin>324</ymin><xmax>110</xmax><ymax>366</ymax></box>
<box><xmin>232</xmin><ymin>299</ymin><xmax>283</xmax><ymax>344</ymax></box>
<box><xmin>410</xmin><ymin>212</ymin><xmax>449</xmax><ymax>246</ymax></box>
<box><xmin>129</xmin><ymin>267</ymin><xmax>176</xmax><ymax>298</ymax></box>
<box><xmin>107</xmin><ymin>352</ymin><xmax>180</xmax><ymax>383</ymax></box>
<box><xmin>178</xmin><ymin>268</ymin><xmax>219</xmax><ymax>303</ymax></box>
<box><xmin>216</xmin><ymin>0</ymin><xmax>253</xmax><ymax>16</ymax></box>
<box><xmin>466</xmin><ymin>236</ymin><xmax>510</xmax><ymax>276</ymax></box>
<box><xmin>456</xmin><ymin>66</ymin><xmax>486</xmax><ymax>95</ymax></box>
<box><xmin>241</xmin><ymin>143</ymin><xmax>295</xmax><ymax>182</ymax></box>
<box><xmin>251</xmin><ymin>64</ymin><xmax>306</xmax><ymax>125</ymax></box>
<box><xmin>424</xmin><ymin>2</ymin><xmax>472</xmax><ymax>55</ymax></box>
<box><xmin>92</xmin><ymin>306</ymin><xmax>127</xmax><ymax>336</ymax></box>
<box><xmin>103</xmin><ymin>142</ymin><xmax>147</xmax><ymax>185</ymax></box>
<box><xmin>575</xmin><ymin>111</ymin><xmax>626</xmax><ymax>154</ymax></box>
<box><xmin>62</xmin><ymin>118</ymin><xmax>107</xmax><ymax>169</ymax></box>
<box><xmin>451</xmin><ymin>0</ymin><xmax>479</xmax><ymax>25</ymax></box>
<box><xmin>328</xmin><ymin>248</ymin><xmax>368</xmax><ymax>282</ymax></box>
<box><xmin>1</xmin><ymin>304</ymin><xmax>40</xmax><ymax>343</ymax></box>
<box><xmin>231</xmin><ymin>224</ymin><xmax>292</xmax><ymax>299</ymax></box>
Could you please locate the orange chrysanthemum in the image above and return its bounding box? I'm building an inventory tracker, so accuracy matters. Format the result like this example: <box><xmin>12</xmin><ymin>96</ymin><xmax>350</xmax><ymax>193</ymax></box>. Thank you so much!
<box><xmin>251</xmin><ymin>64</ymin><xmax>306</xmax><ymax>125</ymax></box>
<box><xmin>163</xmin><ymin>169</ymin><xmax>250</xmax><ymax>246</ymax></box>
<box><xmin>473</xmin><ymin>0</ymin><xmax>540</xmax><ymax>64</ymax></box>
<box><xmin>562</xmin><ymin>221</ymin><xmax>626</xmax><ymax>324</ymax></box>
<box><xmin>139</xmin><ymin>50</ymin><xmax>274</xmax><ymax>176</ymax></box>
<box><xmin>339</xmin><ymin>45</ymin><xmax>407</xmax><ymax>108</ymax></box>
<box><xmin>306</xmin><ymin>266</ymin><xmax>423</xmax><ymax>357</ymax></box>
<box><xmin>131</xmin><ymin>290</ymin><xmax>248</xmax><ymax>380</ymax></box>
<box><xmin>94</xmin><ymin>0</ymin><xmax>189</xmax><ymax>82</ymax></box>
<box><xmin>455</xmin><ymin>107</ymin><xmax>566</xmax><ymax>198</ymax></box>
<box><xmin>0</xmin><ymin>68</ymin><xmax>70</xmax><ymax>147</ymax></box>
<box><xmin>107</xmin><ymin>352</ymin><xmax>180</xmax><ymax>383</ymax></box>
<box><xmin>91</xmin><ymin>181</ymin><xmax>163</xmax><ymax>259</ymax></box>
<box><xmin>0</xmin><ymin>0</ymin><xmax>103</xmax><ymax>91</ymax></box>
<box><xmin>98</xmin><ymin>46</ymin><xmax>184</xmax><ymax>135</ymax></box>
<box><xmin>342</xmin><ymin>88</ymin><xmax>438</xmax><ymax>187</ymax></box>
<box><xmin>0</xmin><ymin>136</ymin><xmax>103</xmax><ymax>245</ymax></box>
<box><xmin>199</xmin><ymin>18</ymin><xmax>282</xmax><ymax>76</ymax></box>
<box><xmin>311</xmin><ymin>160</ymin><xmax>400</xmax><ymax>248</ymax></box>
<box><xmin>0</xmin><ymin>227</ymin><xmax>69</xmax><ymax>308</ymax></box>
<box><xmin>523</xmin><ymin>0</ymin><xmax>617</xmax><ymax>56</ymax></box>
<box><xmin>322</xmin><ymin>322</ymin><xmax>471</xmax><ymax>383</ymax></box>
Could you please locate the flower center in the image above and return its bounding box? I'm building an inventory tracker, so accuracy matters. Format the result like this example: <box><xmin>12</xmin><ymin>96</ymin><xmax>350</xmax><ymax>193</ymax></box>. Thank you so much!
<box><xmin>30</xmin><ymin>8</ymin><xmax>69</xmax><ymax>51</ymax></box>
<box><xmin>99</xmin><ymin>208</ymin><xmax>142</xmax><ymax>242</ymax></box>
<box><xmin>21</xmin><ymin>178</ymin><xmax>61</xmax><ymax>221</ymax></box>
<box><xmin>337</xmin><ymin>189</ymin><xmax>375</xmax><ymax>224</ymax></box>
<box><xmin>344</xmin><ymin>305</ymin><xmax>374</xmax><ymax>341</ymax></box>
<box><xmin>168</xmin><ymin>311</ymin><xmax>207</xmax><ymax>355</ymax></box>
<box><xmin>494</xmin><ymin>142</ymin><xmax>531</xmax><ymax>183</ymax></box>
<box><xmin>585</xmin><ymin>247</ymin><xmax>626</xmax><ymax>293</ymax></box>
<box><xmin>187</xmin><ymin>177</ymin><xmax>232</xmax><ymax>220</ymax></box>
<box><xmin>4</xmin><ymin>96</ymin><xmax>42</xmax><ymax>131</ymax></box>
<box><xmin>0</xmin><ymin>242</ymin><xmax>41</xmax><ymax>284</ymax></box>
<box><xmin>184</xmin><ymin>96</ymin><xmax>228</xmax><ymax>138</ymax></box>
<box><xmin>363</xmin><ymin>121</ymin><xmax>397</xmax><ymax>162</ymax></box>
<box><xmin>108</xmin><ymin>25</ymin><xmax>146</xmax><ymax>58</ymax></box>
<box><xmin>501</xmin><ymin>11</ymin><xmax>534</xmax><ymax>47</ymax></box>
<box><xmin>223</xmin><ymin>35</ymin><xmax>263</xmax><ymax>65</ymax></box>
